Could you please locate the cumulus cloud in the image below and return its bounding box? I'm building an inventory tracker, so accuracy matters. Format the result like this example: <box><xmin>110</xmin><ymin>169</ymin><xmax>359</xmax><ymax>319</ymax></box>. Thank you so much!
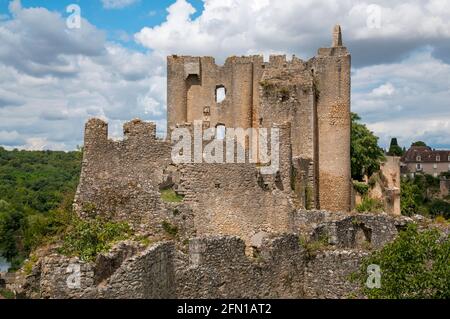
<box><xmin>133</xmin><ymin>0</ymin><xmax>450</xmax><ymax>148</ymax></box>
<box><xmin>135</xmin><ymin>0</ymin><xmax>450</xmax><ymax>66</ymax></box>
<box><xmin>1</xmin><ymin>1</ymin><xmax>106</xmax><ymax>77</ymax></box>
<box><xmin>353</xmin><ymin>49</ymin><xmax>450</xmax><ymax>148</ymax></box>
<box><xmin>101</xmin><ymin>0</ymin><xmax>140</xmax><ymax>10</ymax></box>
<box><xmin>0</xmin><ymin>1</ymin><xmax>167</xmax><ymax>150</ymax></box>
<box><xmin>0</xmin><ymin>0</ymin><xmax>449</xmax><ymax>150</ymax></box>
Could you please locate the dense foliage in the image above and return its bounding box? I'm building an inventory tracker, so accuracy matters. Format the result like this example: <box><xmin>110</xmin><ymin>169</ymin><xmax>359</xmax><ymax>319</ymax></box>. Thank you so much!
<box><xmin>59</xmin><ymin>216</ymin><xmax>133</xmax><ymax>262</ymax></box>
<box><xmin>358</xmin><ymin>224</ymin><xmax>449</xmax><ymax>299</ymax></box>
<box><xmin>0</xmin><ymin>147</ymin><xmax>82</xmax><ymax>269</ymax></box>
<box><xmin>351</xmin><ymin>113</ymin><xmax>386</xmax><ymax>181</ymax></box>
<box><xmin>401</xmin><ymin>174</ymin><xmax>450</xmax><ymax>219</ymax></box>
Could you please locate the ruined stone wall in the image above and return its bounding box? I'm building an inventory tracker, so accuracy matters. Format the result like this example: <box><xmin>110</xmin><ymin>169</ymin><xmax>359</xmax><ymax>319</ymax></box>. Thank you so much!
<box><xmin>177</xmin><ymin>122</ymin><xmax>295</xmax><ymax>244</ymax></box>
<box><xmin>176</xmin><ymin>235</ymin><xmax>306</xmax><ymax>298</ymax></box>
<box><xmin>379</xmin><ymin>156</ymin><xmax>401</xmax><ymax>215</ymax></box>
<box><xmin>25</xmin><ymin>235</ymin><xmax>365</xmax><ymax>299</ymax></box>
<box><xmin>76</xmin><ymin>117</ymin><xmax>297</xmax><ymax>244</ymax></box>
<box><xmin>304</xmin><ymin>250</ymin><xmax>367</xmax><ymax>299</ymax></box>
<box><xmin>22</xmin><ymin>212</ymin><xmax>417</xmax><ymax>300</ymax></box>
<box><xmin>352</xmin><ymin>156</ymin><xmax>401</xmax><ymax>215</ymax></box>
<box><xmin>290</xmin><ymin>210</ymin><xmax>406</xmax><ymax>249</ymax></box>
<box><xmin>74</xmin><ymin>118</ymin><xmax>194</xmax><ymax>237</ymax></box>
<box><xmin>258</xmin><ymin>56</ymin><xmax>316</xmax><ymax>161</ymax></box>
<box><xmin>168</xmin><ymin>55</ymin><xmax>262</xmax><ymax>133</ymax></box>
<box><xmin>167</xmin><ymin>26</ymin><xmax>352</xmax><ymax>213</ymax></box>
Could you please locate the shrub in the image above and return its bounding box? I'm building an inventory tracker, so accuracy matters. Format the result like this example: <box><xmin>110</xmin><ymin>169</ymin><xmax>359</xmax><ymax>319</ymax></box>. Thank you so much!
<box><xmin>356</xmin><ymin>224</ymin><xmax>449</xmax><ymax>299</ymax></box>
<box><xmin>353</xmin><ymin>181</ymin><xmax>369</xmax><ymax>196</ymax></box>
<box><xmin>356</xmin><ymin>197</ymin><xmax>384</xmax><ymax>213</ymax></box>
<box><xmin>428</xmin><ymin>199</ymin><xmax>450</xmax><ymax>220</ymax></box>
<box><xmin>435</xmin><ymin>216</ymin><xmax>448</xmax><ymax>225</ymax></box>
<box><xmin>299</xmin><ymin>234</ymin><xmax>330</xmax><ymax>260</ymax></box>
<box><xmin>59</xmin><ymin>217</ymin><xmax>132</xmax><ymax>262</ymax></box>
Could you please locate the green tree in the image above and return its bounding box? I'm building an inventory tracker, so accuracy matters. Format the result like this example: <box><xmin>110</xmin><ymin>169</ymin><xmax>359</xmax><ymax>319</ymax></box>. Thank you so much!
<box><xmin>387</xmin><ymin>138</ymin><xmax>404</xmax><ymax>156</ymax></box>
<box><xmin>0</xmin><ymin>147</ymin><xmax>82</xmax><ymax>266</ymax></box>
<box><xmin>351</xmin><ymin>113</ymin><xmax>386</xmax><ymax>181</ymax></box>
<box><xmin>357</xmin><ymin>224</ymin><xmax>449</xmax><ymax>299</ymax></box>
<box><xmin>428</xmin><ymin>200</ymin><xmax>450</xmax><ymax>219</ymax></box>
<box><xmin>400</xmin><ymin>179</ymin><xmax>424</xmax><ymax>216</ymax></box>
<box><xmin>412</xmin><ymin>141</ymin><xmax>427</xmax><ymax>147</ymax></box>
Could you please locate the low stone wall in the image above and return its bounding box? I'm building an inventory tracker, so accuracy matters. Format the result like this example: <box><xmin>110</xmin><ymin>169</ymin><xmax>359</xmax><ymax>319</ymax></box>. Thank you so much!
<box><xmin>22</xmin><ymin>235</ymin><xmax>369</xmax><ymax>299</ymax></box>
<box><xmin>175</xmin><ymin>235</ymin><xmax>306</xmax><ymax>299</ymax></box>
<box><xmin>19</xmin><ymin>212</ymin><xmax>420</xmax><ymax>299</ymax></box>
<box><xmin>291</xmin><ymin>210</ymin><xmax>409</xmax><ymax>248</ymax></box>
<box><xmin>304</xmin><ymin>250</ymin><xmax>368</xmax><ymax>299</ymax></box>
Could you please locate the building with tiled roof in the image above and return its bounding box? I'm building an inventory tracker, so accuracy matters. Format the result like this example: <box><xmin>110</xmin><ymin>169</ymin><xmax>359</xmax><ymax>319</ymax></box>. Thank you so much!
<box><xmin>401</xmin><ymin>145</ymin><xmax>450</xmax><ymax>177</ymax></box>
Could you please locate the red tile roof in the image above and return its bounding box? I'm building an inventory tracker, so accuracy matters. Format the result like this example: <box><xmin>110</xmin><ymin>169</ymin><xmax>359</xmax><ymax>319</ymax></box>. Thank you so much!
<box><xmin>401</xmin><ymin>146</ymin><xmax>450</xmax><ymax>163</ymax></box>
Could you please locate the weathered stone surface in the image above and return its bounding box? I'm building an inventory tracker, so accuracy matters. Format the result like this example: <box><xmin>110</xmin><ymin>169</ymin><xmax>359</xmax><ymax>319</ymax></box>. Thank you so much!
<box><xmin>291</xmin><ymin>210</ymin><xmax>409</xmax><ymax>249</ymax></box>
<box><xmin>73</xmin><ymin>27</ymin><xmax>358</xmax><ymax>251</ymax></box>
<box><xmin>22</xmin><ymin>212</ymin><xmax>424</xmax><ymax>299</ymax></box>
<box><xmin>25</xmin><ymin>27</ymin><xmax>413</xmax><ymax>300</ymax></box>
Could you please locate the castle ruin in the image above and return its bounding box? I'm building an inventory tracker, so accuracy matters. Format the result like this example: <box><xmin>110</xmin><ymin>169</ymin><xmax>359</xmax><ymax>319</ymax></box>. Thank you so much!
<box><xmin>74</xmin><ymin>25</ymin><xmax>352</xmax><ymax>245</ymax></box>
<box><xmin>17</xmin><ymin>26</ymin><xmax>426</xmax><ymax>300</ymax></box>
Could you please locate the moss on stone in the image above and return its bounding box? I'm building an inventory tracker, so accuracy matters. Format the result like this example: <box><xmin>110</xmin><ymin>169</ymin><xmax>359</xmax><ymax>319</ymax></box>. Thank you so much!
<box><xmin>160</xmin><ymin>189</ymin><xmax>184</xmax><ymax>203</ymax></box>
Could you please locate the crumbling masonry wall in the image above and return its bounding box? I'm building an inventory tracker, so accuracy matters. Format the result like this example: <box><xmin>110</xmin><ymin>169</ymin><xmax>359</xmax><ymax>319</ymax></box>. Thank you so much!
<box><xmin>74</xmin><ymin>118</ymin><xmax>297</xmax><ymax>244</ymax></box>
<box><xmin>167</xmin><ymin>25</ymin><xmax>351</xmax><ymax>212</ymax></box>
<box><xmin>22</xmin><ymin>212</ymin><xmax>412</xmax><ymax>299</ymax></box>
<box><xmin>176</xmin><ymin>122</ymin><xmax>295</xmax><ymax>244</ymax></box>
<box><xmin>74</xmin><ymin>118</ymin><xmax>195</xmax><ymax>238</ymax></box>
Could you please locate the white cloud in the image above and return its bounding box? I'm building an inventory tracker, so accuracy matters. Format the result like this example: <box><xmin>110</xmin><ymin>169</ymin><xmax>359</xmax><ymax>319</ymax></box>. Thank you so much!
<box><xmin>353</xmin><ymin>49</ymin><xmax>450</xmax><ymax>148</ymax></box>
<box><xmin>371</xmin><ymin>82</ymin><xmax>396</xmax><ymax>97</ymax></box>
<box><xmin>135</xmin><ymin>0</ymin><xmax>450</xmax><ymax>65</ymax></box>
<box><xmin>17</xmin><ymin>137</ymin><xmax>67</xmax><ymax>151</ymax></box>
<box><xmin>0</xmin><ymin>130</ymin><xmax>24</xmax><ymax>146</ymax></box>
<box><xmin>1</xmin><ymin>0</ymin><xmax>450</xmax><ymax>150</ymax></box>
<box><xmin>101</xmin><ymin>0</ymin><xmax>140</xmax><ymax>10</ymax></box>
<box><xmin>0</xmin><ymin>1</ymin><xmax>167</xmax><ymax>150</ymax></box>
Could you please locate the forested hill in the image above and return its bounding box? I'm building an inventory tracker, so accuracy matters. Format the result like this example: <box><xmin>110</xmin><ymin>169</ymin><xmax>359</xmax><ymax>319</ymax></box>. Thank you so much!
<box><xmin>0</xmin><ymin>147</ymin><xmax>82</xmax><ymax>269</ymax></box>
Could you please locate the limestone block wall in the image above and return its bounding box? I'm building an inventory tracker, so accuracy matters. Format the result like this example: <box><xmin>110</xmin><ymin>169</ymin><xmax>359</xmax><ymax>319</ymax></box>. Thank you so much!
<box><xmin>258</xmin><ymin>56</ymin><xmax>316</xmax><ymax>161</ymax></box>
<box><xmin>168</xmin><ymin>55</ymin><xmax>262</xmax><ymax>133</ymax></box>
<box><xmin>98</xmin><ymin>242</ymin><xmax>175</xmax><ymax>299</ymax></box>
<box><xmin>21</xmin><ymin>212</ymin><xmax>425</xmax><ymax>300</ymax></box>
<box><xmin>304</xmin><ymin>250</ymin><xmax>367</xmax><ymax>299</ymax></box>
<box><xmin>74</xmin><ymin>118</ymin><xmax>193</xmax><ymax>236</ymax></box>
<box><xmin>24</xmin><ymin>234</ymin><xmax>371</xmax><ymax>299</ymax></box>
<box><xmin>290</xmin><ymin>210</ymin><xmax>407</xmax><ymax>249</ymax></box>
<box><xmin>379</xmin><ymin>156</ymin><xmax>401</xmax><ymax>215</ymax></box>
<box><xmin>175</xmin><ymin>235</ymin><xmax>306</xmax><ymax>299</ymax></box>
<box><xmin>177</xmin><ymin>123</ymin><xmax>295</xmax><ymax>244</ymax></box>
<box><xmin>313</xmin><ymin>46</ymin><xmax>351</xmax><ymax>212</ymax></box>
<box><xmin>167</xmin><ymin>27</ymin><xmax>352</xmax><ymax>213</ymax></box>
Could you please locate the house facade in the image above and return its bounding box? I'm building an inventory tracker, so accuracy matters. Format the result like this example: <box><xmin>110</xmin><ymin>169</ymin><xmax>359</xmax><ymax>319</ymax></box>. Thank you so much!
<box><xmin>401</xmin><ymin>145</ymin><xmax>450</xmax><ymax>178</ymax></box>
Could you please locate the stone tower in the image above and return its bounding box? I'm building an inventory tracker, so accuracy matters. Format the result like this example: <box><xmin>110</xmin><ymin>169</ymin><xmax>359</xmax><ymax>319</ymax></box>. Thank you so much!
<box><xmin>167</xmin><ymin>25</ymin><xmax>352</xmax><ymax>212</ymax></box>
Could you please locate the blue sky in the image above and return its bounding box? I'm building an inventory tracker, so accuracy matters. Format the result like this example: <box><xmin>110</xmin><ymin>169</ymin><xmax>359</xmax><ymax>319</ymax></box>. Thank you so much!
<box><xmin>0</xmin><ymin>0</ymin><xmax>449</xmax><ymax>151</ymax></box>
<box><xmin>0</xmin><ymin>0</ymin><xmax>204</xmax><ymax>45</ymax></box>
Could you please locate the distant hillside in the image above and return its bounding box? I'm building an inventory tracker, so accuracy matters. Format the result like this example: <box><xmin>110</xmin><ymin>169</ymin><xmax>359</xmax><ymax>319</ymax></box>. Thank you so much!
<box><xmin>0</xmin><ymin>147</ymin><xmax>82</xmax><ymax>269</ymax></box>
